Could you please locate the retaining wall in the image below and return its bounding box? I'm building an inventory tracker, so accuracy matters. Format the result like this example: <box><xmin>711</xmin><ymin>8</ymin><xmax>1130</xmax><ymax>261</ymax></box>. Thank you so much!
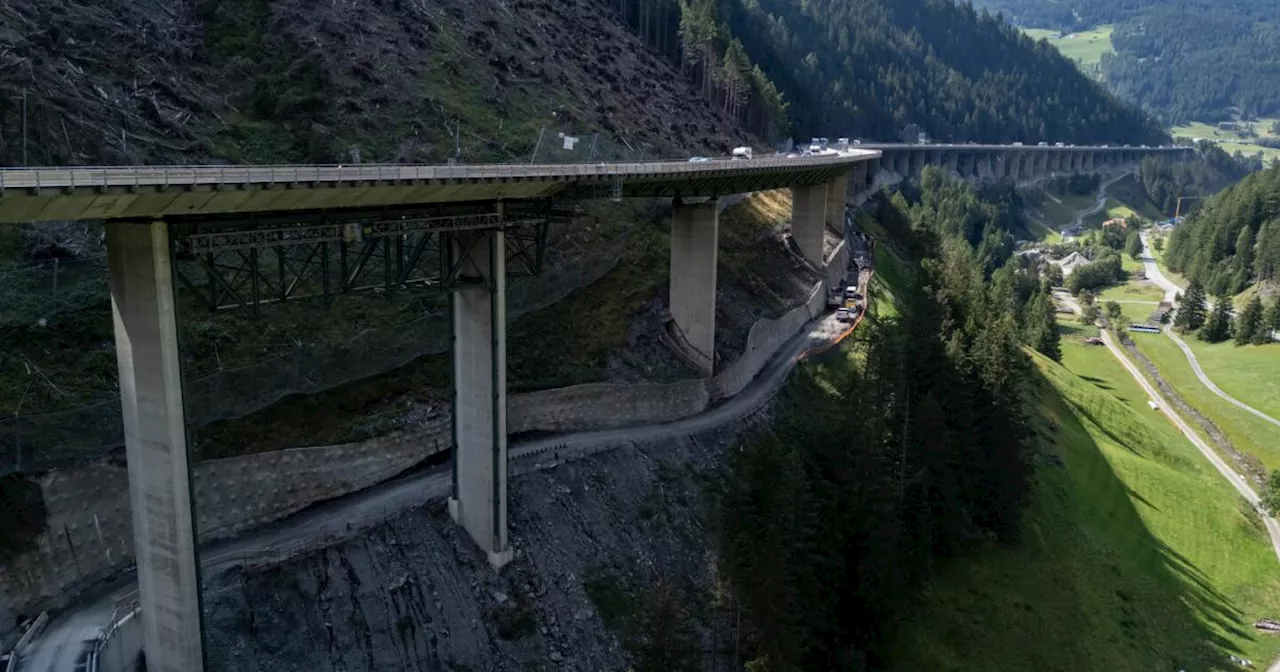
<box><xmin>93</xmin><ymin>608</ymin><xmax>142</xmax><ymax>672</ymax></box>
<box><xmin>0</xmin><ymin>241</ymin><xmax>843</xmax><ymax>625</ymax></box>
<box><xmin>0</xmin><ymin>424</ymin><xmax>449</xmax><ymax>623</ymax></box>
<box><xmin>714</xmin><ymin>240</ymin><xmax>845</xmax><ymax>399</ymax></box>
<box><xmin>509</xmin><ymin>380</ymin><xmax>710</xmax><ymax>435</ymax></box>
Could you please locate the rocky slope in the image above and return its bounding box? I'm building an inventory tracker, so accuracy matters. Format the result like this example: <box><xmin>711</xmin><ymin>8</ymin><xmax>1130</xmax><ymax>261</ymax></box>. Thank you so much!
<box><xmin>0</xmin><ymin>0</ymin><xmax>745</xmax><ymax>168</ymax></box>
<box><xmin>2</xmin><ymin>0</ymin><xmax>809</xmax><ymax>469</ymax></box>
<box><xmin>202</xmin><ymin>419</ymin><xmax>761</xmax><ymax>672</ymax></box>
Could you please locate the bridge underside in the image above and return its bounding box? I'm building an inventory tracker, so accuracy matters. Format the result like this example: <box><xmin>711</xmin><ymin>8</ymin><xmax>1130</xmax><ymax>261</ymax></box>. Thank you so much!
<box><xmin>45</xmin><ymin>144</ymin><xmax>1186</xmax><ymax>669</ymax></box>
<box><xmin>0</xmin><ymin>165</ymin><xmax>850</xmax><ymax>225</ymax></box>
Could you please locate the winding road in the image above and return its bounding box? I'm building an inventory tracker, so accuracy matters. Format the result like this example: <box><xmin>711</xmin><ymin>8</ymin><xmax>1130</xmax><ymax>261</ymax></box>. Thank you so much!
<box><xmin>1054</xmin><ymin>291</ymin><xmax>1280</xmax><ymax>564</ymax></box>
<box><xmin>14</xmin><ymin>292</ymin><xmax>858</xmax><ymax>672</ymax></box>
<box><xmin>1072</xmin><ymin>171</ymin><xmax>1131</xmax><ymax>231</ymax></box>
<box><xmin>1138</xmin><ymin>235</ymin><xmax>1280</xmax><ymax>432</ymax></box>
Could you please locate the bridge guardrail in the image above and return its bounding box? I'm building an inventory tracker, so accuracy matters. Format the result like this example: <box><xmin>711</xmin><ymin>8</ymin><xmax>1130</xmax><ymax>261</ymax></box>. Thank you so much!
<box><xmin>0</xmin><ymin>144</ymin><xmax>1192</xmax><ymax>192</ymax></box>
<box><xmin>3</xmin><ymin>612</ymin><xmax>48</xmax><ymax>672</ymax></box>
<box><xmin>0</xmin><ymin>152</ymin><xmax>881</xmax><ymax>191</ymax></box>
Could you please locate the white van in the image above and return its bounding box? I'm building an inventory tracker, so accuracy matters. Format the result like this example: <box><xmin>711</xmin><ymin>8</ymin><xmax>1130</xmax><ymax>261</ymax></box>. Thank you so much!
<box><xmin>732</xmin><ymin>146</ymin><xmax>753</xmax><ymax>160</ymax></box>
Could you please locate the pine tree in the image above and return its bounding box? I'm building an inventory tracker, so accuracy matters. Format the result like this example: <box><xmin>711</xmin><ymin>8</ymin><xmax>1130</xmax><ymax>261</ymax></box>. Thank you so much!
<box><xmin>1256</xmin><ymin>219</ymin><xmax>1280</xmax><ymax>283</ymax></box>
<box><xmin>1238</xmin><ymin>296</ymin><xmax>1265</xmax><ymax>345</ymax></box>
<box><xmin>1262</xmin><ymin>299</ymin><xmax>1280</xmax><ymax>344</ymax></box>
<box><xmin>1234</xmin><ymin>225</ymin><xmax>1256</xmax><ymax>283</ymax></box>
<box><xmin>1263</xmin><ymin>470</ymin><xmax>1280</xmax><ymax>517</ymax></box>
<box><xmin>1199</xmin><ymin>295</ymin><xmax>1234</xmax><ymax>343</ymax></box>
<box><xmin>1174</xmin><ymin>279</ymin><xmax>1208</xmax><ymax>331</ymax></box>
<box><xmin>1125</xmin><ymin>230</ymin><xmax>1143</xmax><ymax>260</ymax></box>
<box><xmin>1027</xmin><ymin>290</ymin><xmax>1062</xmax><ymax>361</ymax></box>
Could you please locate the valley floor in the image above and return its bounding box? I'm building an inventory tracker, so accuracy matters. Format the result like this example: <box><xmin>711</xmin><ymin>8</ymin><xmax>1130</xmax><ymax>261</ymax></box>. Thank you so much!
<box><xmin>892</xmin><ymin>324</ymin><xmax>1280</xmax><ymax>670</ymax></box>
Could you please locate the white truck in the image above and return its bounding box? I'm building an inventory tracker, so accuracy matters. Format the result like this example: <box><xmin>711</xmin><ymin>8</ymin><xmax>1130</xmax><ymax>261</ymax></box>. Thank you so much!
<box><xmin>732</xmin><ymin>146</ymin><xmax>753</xmax><ymax>160</ymax></box>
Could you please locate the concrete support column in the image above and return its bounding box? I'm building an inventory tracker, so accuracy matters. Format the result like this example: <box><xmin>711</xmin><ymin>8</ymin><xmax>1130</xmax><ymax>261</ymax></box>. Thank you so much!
<box><xmin>1085</xmin><ymin>152</ymin><xmax>1096</xmax><ymax>170</ymax></box>
<box><xmin>825</xmin><ymin>171</ymin><xmax>849</xmax><ymax>235</ymax></box>
<box><xmin>854</xmin><ymin>161</ymin><xmax>870</xmax><ymax>192</ymax></box>
<box><xmin>449</xmin><ymin>228</ymin><xmax>511</xmax><ymax>570</ymax></box>
<box><xmin>976</xmin><ymin>155</ymin><xmax>992</xmax><ymax>181</ymax></box>
<box><xmin>670</xmin><ymin>198</ymin><xmax>719</xmax><ymax>375</ymax></box>
<box><xmin>107</xmin><ymin>220</ymin><xmax>205</xmax><ymax>672</ymax></box>
<box><xmin>894</xmin><ymin>151</ymin><xmax>908</xmax><ymax>175</ymax></box>
<box><xmin>792</xmin><ymin>182</ymin><xmax>827</xmax><ymax>269</ymax></box>
<box><xmin>944</xmin><ymin>152</ymin><xmax>959</xmax><ymax>175</ymax></box>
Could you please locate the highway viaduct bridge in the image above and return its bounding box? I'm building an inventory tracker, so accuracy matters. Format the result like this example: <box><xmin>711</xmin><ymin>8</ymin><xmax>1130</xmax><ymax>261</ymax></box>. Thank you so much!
<box><xmin>0</xmin><ymin>142</ymin><xmax>1189</xmax><ymax>672</ymax></box>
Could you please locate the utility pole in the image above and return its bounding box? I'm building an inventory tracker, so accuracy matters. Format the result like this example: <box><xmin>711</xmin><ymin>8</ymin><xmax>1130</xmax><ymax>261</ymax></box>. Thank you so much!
<box><xmin>1174</xmin><ymin>196</ymin><xmax>1203</xmax><ymax>220</ymax></box>
<box><xmin>22</xmin><ymin>88</ymin><xmax>28</xmax><ymax>167</ymax></box>
<box><xmin>529</xmin><ymin>125</ymin><xmax>546</xmax><ymax>164</ymax></box>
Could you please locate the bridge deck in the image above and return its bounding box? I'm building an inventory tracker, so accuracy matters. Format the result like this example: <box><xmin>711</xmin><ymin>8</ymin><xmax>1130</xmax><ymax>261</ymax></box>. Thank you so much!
<box><xmin>0</xmin><ymin>145</ymin><xmax>1190</xmax><ymax>224</ymax></box>
<box><xmin>0</xmin><ymin>151</ymin><xmax>877</xmax><ymax>224</ymax></box>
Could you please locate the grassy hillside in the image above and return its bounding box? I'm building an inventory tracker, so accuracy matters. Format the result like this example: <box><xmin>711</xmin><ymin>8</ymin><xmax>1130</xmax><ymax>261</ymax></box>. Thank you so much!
<box><xmin>1171</xmin><ymin>119</ymin><xmax>1280</xmax><ymax>164</ymax></box>
<box><xmin>891</xmin><ymin>322</ymin><xmax>1280</xmax><ymax>670</ymax></box>
<box><xmin>1128</xmin><ymin>333</ymin><xmax>1280</xmax><ymax>473</ymax></box>
<box><xmin>1023</xmin><ymin>25</ymin><xmax>1115</xmax><ymax>71</ymax></box>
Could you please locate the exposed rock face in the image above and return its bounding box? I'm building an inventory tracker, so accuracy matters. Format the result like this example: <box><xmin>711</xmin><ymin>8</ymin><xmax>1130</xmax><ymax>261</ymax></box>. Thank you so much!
<box><xmin>202</xmin><ymin>420</ymin><xmax>761</xmax><ymax>671</ymax></box>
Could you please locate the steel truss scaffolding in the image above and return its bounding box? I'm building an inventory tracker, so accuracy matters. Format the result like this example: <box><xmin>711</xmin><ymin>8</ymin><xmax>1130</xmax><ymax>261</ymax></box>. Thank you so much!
<box><xmin>170</xmin><ymin>201</ymin><xmax>566</xmax><ymax>313</ymax></box>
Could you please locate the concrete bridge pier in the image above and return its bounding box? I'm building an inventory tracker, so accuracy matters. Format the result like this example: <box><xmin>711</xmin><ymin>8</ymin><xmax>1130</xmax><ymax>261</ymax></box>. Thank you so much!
<box><xmin>905</xmin><ymin>151</ymin><xmax>919</xmax><ymax>177</ymax></box>
<box><xmin>853</xmin><ymin>161</ymin><xmax>871</xmax><ymax>193</ymax></box>
<box><xmin>975</xmin><ymin>154</ymin><xmax>993</xmax><ymax>181</ymax></box>
<box><xmin>943</xmin><ymin>152</ymin><xmax>959</xmax><ymax>176</ymax></box>
<box><xmin>669</xmin><ymin>198</ymin><xmax>720</xmax><ymax>375</ymax></box>
<box><xmin>1036</xmin><ymin>152</ymin><xmax>1051</xmax><ymax>178</ymax></box>
<box><xmin>894</xmin><ymin>151</ymin><xmax>909</xmax><ymax>176</ymax></box>
<box><xmin>448</xmin><ymin>227</ymin><xmax>512</xmax><ymax>570</ymax></box>
<box><xmin>1085</xmin><ymin>151</ymin><xmax>1096</xmax><ymax>171</ymax></box>
<box><xmin>791</xmin><ymin>182</ymin><xmax>827</xmax><ymax>269</ymax></box>
<box><xmin>107</xmin><ymin>220</ymin><xmax>206</xmax><ymax>672</ymax></box>
<box><xmin>826</xmin><ymin>170</ymin><xmax>850</xmax><ymax>233</ymax></box>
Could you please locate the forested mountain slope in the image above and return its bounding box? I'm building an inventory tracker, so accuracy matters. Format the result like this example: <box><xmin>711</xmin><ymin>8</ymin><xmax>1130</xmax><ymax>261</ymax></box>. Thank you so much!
<box><xmin>1131</xmin><ymin>146</ymin><xmax>1255</xmax><ymax>215</ymax></box>
<box><xmin>1165</xmin><ymin>164</ymin><xmax>1280</xmax><ymax>296</ymax></box>
<box><xmin>0</xmin><ymin>0</ymin><xmax>748</xmax><ymax>167</ymax></box>
<box><xmin>972</xmin><ymin>0</ymin><xmax>1280</xmax><ymax>123</ymax></box>
<box><xmin>0</xmin><ymin>0</ymin><xmax>1168</xmax><ymax>171</ymax></box>
<box><xmin>709</xmin><ymin>0</ymin><xmax>1166</xmax><ymax>144</ymax></box>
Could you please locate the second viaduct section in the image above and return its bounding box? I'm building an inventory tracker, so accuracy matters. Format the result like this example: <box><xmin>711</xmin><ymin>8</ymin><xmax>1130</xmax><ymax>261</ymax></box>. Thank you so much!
<box><xmin>0</xmin><ymin>142</ymin><xmax>1187</xmax><ymax>672</ymax></box>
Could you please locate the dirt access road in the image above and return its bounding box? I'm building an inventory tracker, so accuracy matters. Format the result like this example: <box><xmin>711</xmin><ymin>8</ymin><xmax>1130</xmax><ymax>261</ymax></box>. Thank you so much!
<box><xmin>1139</xmin><ymin>235</ymin><xmax>1280</xmax><ymax>425</ymax></box>
<box><xmin>1055</xmin><ymin>291</ymin><xmax>1280</xmax><ymax>564</ymax></box>
<box><xmin>16</xmin><ymin>298</ymin><xmax>861</xmax><ymax>672</ymax></box>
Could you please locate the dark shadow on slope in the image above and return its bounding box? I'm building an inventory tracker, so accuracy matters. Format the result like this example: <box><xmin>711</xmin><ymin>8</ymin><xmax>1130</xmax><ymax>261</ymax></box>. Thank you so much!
<box><xmin>1080</xmin><ymin>375</ymin><xmax>1116</xmax><ymax>391</ymax></box>
<box><xmin>1124</xmin><ymin>486</ymin><xmax>1160</xmax><ymax>511</ymax></box>
<box><xmin>1025</xmin><ymin>361</ymin><xmax>1245</xmax><ymax>667</ymax></box>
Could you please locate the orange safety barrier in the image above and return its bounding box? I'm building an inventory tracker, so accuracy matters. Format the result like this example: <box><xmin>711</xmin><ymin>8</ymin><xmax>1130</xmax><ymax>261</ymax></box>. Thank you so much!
<box><xmin>793</xmin><ymin>271</ymin><xmax>874</xmax><ymax>363</ymax></box>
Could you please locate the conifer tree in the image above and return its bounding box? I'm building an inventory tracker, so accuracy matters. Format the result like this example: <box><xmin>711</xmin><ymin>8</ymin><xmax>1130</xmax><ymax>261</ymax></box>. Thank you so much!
<box><xmin>1263</xmin><ymin>299</ymin><xmax>1280</xmax><ymax>343</ymax></box>
<box><xmin>1125</xmin><ymin>230</ymin><xmax>1143</xmax><ymax>260</ymax></box>
<box><xmin>1199</xmin><ymin>295</ymin><xmax>1234</xmax><ymax>343</ymax></box>
<box><xmin>1174</xmin><ymin>279</ymin><xmax>1208</xmax><ymax>331</ymax></box>
<box><xmin>1237</xmin><ymin>295</ymin><xmax>1264</xmax><ymax>345</ymax></box>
